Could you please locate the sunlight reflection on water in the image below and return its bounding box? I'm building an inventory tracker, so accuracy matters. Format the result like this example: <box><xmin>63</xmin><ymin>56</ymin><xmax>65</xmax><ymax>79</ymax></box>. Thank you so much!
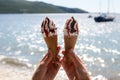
<box><xmin>0</xmin><ymin>14</ymin><xmax>120</xmax><ymax>80</ymax></box>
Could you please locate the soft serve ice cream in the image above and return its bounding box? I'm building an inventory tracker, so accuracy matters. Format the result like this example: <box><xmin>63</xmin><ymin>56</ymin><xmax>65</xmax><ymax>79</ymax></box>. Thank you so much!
<box><xmin>41</xmin><ymin>17</ymin><xmax>57</xmax><ymax>37</ymax></box>
<box><xmin>64</xmin><ymin>17</ymin><xmax>79</xmax><ymax>56</ymax></box>
<box><xmin>64</xmin><ymin>16</ymin><xmax>79</xmax><ymax>36</ymax></box>
<box><xmin>41</xmin><ymin>17</ymin><xmax>58</xmax><ymax>59</ymax></box>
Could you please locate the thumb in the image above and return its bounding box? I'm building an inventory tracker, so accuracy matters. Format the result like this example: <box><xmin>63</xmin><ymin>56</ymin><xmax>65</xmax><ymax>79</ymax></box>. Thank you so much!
<box><xmin>68</xmin><ymin>49</ymin><xmax>80</xmax><ymax>67</ymax></box>
<box><xmin>62</xmin><ymin>50</ymin><xmax>65</xmax><ymax>55</ymax></box>
<box><xmin>44</xmin><ymin>49</ymin><xmax>53</xmax><ymax>66</ymax></box>
<box><xmin>57</xmin><ymin>46</ymin><xmax>61</xmax><ymax>54</ymax></box>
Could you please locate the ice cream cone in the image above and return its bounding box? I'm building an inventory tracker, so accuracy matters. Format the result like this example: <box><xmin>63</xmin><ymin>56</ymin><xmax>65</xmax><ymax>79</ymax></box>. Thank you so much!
<box><xmin>64</xmin><ymin>36</ymin><xmax>78</xmax><ymax>54</ymax></box>
<box><xmin>41</xmin><ymin>17</ymin><xmax>58</xmax><ymax>60</ymax></box>
<box><xmin>63</xmin><ymin>17</ymin><xmax>79</xmax><ymax>61</ymax></box>
<box><xmin>44</xmin><ymin>35</ymin><xmax>58</xmax><ymax>59</ymax></box>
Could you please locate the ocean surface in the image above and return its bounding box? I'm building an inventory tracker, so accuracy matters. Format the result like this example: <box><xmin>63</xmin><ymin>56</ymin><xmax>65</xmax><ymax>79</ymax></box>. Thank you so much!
<box><xmin>0</xmin><ymin>13</ymin><xmax>120</xmax><ymax>80</ymax></box>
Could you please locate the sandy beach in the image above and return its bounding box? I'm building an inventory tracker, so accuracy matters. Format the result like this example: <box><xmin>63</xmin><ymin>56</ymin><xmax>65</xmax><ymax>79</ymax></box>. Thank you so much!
<box><xmin>0</xmin><ymin>63</ymin><xmax>109</xmax><ymax>80</ymax></box>
<box><xmin>0</xmin><ymin>63</ymin><xmax>68</xmax><ymax>80</ymax></box>
<box><xmin>0</xmin><ymin>63</ymin><xmax>33</xmax><ymax>80</ymax></box>
<box><xmin>0</xmin><ymin>14</ymin><xmax>120</xmax><ymax>80</ymax></box>
<box><xmin>0</xmin><ymin>62</ymin><xmax>120</xmax><ymax>80</ymax></box>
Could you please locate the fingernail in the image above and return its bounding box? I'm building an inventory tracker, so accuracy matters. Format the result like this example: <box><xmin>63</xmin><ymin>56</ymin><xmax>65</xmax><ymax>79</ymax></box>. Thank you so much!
<box><xmin>62</xmin><ymin>50</ymin><xmax>65</xmax><ymax>54</ymax></box>
<box><xmin>57</xmin><ymin>46</ymin><xmax>61</xmax><ymax>50</ymax></box>
<box><xmin>69</xmin><ymin>49</ymin><xmax>74</xmax><ymax>53</ymax></box>
<box><xmin>48</xmin><ymin>49</ymin><xmax>52</xmax><ymax>56</ymax></box>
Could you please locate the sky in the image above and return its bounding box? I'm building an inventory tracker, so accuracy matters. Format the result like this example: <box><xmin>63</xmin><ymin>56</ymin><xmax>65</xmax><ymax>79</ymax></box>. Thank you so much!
<box><xmin>28</xmin><ymin>0</ymin><xmax>120</xmax><ymax>13</ymax></box>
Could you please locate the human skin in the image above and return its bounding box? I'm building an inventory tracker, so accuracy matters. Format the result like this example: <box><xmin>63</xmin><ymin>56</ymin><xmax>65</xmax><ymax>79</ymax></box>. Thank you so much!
<box><xmin>61</xmin><ymin>49</ymin><xmax>91</xmax><ymax>80</ymax></box>
<box><xmin>32</xmin><ymin>47</ymin><xmax>61</xmax><ymax>80</ymax></box>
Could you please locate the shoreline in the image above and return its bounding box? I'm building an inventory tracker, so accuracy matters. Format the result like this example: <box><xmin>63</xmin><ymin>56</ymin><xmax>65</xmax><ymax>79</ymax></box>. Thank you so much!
<box><xmin>0</xmin><ymin>63</ymin><xmax>68</xmax><ymax>80</ymax></box>
<box><xmin>0</xmin><ymin>63</ymin><xmax>33</xmax><ymax>80</ymax></box>
<box><xmin>0</xmin><ymin>62</ymin><xmax>120</xmax><ymax>80</ymax></box>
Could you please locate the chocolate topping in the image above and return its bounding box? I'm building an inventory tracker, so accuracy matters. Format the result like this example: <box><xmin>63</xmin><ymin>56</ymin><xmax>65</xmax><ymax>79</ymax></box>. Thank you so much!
<box><xmin>41</xmin><ymin>17</ymin><xmax>57</xmax><ymax>37</ymax></box>
<box><xmin>70</xmin><ymin>17</ymin><xmax>77</xmax><ymax>33</ymax></box>
<box><xmin>64</xmin><ymin>17</ymin><xmax>79</xmax><ymax>36</ymax></box>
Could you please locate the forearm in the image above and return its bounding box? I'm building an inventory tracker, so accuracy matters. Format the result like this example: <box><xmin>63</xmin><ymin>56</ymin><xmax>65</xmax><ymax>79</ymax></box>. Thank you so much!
<box><xmin>32</xmin><ymin>64</ymin><xmax>47</xmax><ymax>80</ymax></box>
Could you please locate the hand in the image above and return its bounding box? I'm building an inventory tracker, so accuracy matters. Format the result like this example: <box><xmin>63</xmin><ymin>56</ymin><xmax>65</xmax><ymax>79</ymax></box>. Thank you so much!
<box><xmin>61</xmin><ymin>49</ymin><xmax>90</xmax><ymax>80</ymax></box>
<box><xmin>32</xmin><ymin>47</ymin><xmax>61</xmax><ymax>80</ymax></box>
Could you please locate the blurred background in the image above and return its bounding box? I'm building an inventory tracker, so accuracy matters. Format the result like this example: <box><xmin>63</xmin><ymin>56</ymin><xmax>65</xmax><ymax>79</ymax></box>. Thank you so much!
<box><xmin>0</xmin><ymin>0</ymin><xmax>120</xmax><ymax>80</ymax></box>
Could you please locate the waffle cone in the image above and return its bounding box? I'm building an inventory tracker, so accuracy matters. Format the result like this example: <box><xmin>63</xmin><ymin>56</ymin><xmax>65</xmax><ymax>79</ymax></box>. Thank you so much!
<box><xmin>44</xmin><ymin>35</ymin><xmax>58</xmax><ymax>59</ymax></box>
<box><xmin>64</xmin><ymin>36</ymin><xmax>78</xmax><ymax>55</ymax></box>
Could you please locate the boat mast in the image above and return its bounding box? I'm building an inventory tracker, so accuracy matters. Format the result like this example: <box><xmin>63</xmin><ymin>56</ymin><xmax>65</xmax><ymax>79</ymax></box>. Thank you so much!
<box><xmin>99</xmin><ymin>0</ymin><xmax>101</xmax><ymax>14</ymax></box>
<box><xmin>107</xmin><ymin>0</ymin><xmax>110</xmax><ymax>14</ymax></box>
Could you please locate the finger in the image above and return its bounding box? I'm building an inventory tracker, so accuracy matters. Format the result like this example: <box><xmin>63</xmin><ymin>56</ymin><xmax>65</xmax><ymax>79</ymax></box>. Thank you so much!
<box><xmin>41</xmin><ymin>53</ymin><xmax>49</xmax><ymax>62</ymax></box>
<box><xmin>57</xmin><ymin>46</ymin><xmax>61</xmax><ymax>53</ymax></box>
<box><xmin>54</xmin><ymin>60</ymin><xmax>61</xmax><ymax>68</ymax></box>
<box><xmin>55</xmin><ymin>61</ymin><xmax>61</xmax><ymax>67</ymax></box>
<box><xmin>73</xmin><ymin>53</ymin><xmax>86</xmax><ymax>68</ymax></box>
<box><xmin>61</xmin><ymin>56</ymin><xmax>69</xmax><ymax>71</ymax></box>
<box><xmin>75</xmin><ymin>70</ymin><xmax>82</xmax><ymax>80</ymax></box>
<box><xmin>75</xmin><ymin>55</ymin><xmax>84</xmax><ymax>64</ymax></box>
<box><xmin>62</xmin><ymin>50</ymin><xmax>65</xmax><ymax>55</ymax></box>
<box><xmin>67</xmin><ymin>49</ymin><xmax>90</xmax><ymax>80</ymax></box>
<box><xmin>75</xmin><ymin>67</ymin><xmax>90</xmax><ymax>80</ymax></box>
<box><xmin>68</xmin><ymin>49</ymin><xmax>80</xmax><ymax>68</ymax></box>
<box><xmin>56</xmin><ymin>55</ymin><xmax>61</xmax><ymax>61</ymax></box>
<box><xmin>55</xmin><ymin>55</ymin><xmax>61</xmax><ymax>66</ymax></box>
<box><xmin>61</xmin><ymin>57</ymin><xmax>77</xmax><ymax>80</ymax></box>
<box><xmin>61</xmin><ymin>56</ymin><xmax>66</xmax><ymax>68</ymax></box>
<box><xmin>44</xmin><ymin>49</ymin><xmax>53</xmax><ymax>66</ymax></box>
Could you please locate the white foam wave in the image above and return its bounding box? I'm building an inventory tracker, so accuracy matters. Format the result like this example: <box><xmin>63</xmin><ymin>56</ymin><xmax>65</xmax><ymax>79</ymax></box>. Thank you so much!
<box><xmin>102</xmin><ymin>48</ymin><xmax>120</xmax><ymax>54</ymax></box>
<box><xmin>91</xmin><ymin>75</ymin><xmax>107</xmax><ymax>80</ymax></box>
<box><xmin>0</xmin><ymin>55</ymin><xmax>33</xmax><ymax>68</ymax></box>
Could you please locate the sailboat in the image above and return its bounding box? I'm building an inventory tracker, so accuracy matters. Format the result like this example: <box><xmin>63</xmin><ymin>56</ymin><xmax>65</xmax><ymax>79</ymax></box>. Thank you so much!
<box><xmin>94</xmin><ymin>0</ymin><xmax>114</xmax><ymax>22</ymax></box>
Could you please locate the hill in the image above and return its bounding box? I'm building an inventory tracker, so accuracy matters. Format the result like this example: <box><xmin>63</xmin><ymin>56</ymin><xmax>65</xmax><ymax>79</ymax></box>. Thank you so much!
<box><xmin>0</xmin><ymin>0</ymin><xmax>88</xmax><ymax>13</ymax></box>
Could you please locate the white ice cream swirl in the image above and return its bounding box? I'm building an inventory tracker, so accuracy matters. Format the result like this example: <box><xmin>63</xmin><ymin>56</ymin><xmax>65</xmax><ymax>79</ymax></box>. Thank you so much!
<box><xmin>41</xmin><ymin>17</ymin><xmax>57</xmax><ymax>37</ymax></box>
<box><xmin>64</xmin><ymin>17</ymin><xmax>79</xmax><ymax>36</ymax></box>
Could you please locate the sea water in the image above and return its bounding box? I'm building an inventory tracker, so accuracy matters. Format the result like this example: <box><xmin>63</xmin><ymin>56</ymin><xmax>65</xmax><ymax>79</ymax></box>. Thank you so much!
<box><xmin>0</xmin><ymin>14</ymin><xmax>120</xmax><ymax>80</ymax></box>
